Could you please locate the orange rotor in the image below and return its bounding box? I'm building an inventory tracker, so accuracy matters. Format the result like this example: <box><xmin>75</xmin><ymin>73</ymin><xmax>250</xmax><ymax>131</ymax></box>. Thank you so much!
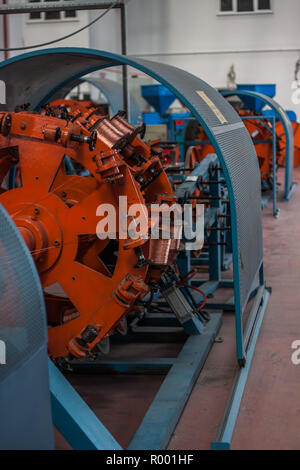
<box><xmin>0</xmin><ymin>104</ymin><xmax>176</xmax><ymax>360</ymax></box>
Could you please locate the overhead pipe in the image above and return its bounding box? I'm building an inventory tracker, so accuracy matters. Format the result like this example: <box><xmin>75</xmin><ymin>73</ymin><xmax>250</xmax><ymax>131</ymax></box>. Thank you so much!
<box><xmin>2</xmin><ymin>0</ymin><xmax>8</xmax><ymax>60</ymax></box>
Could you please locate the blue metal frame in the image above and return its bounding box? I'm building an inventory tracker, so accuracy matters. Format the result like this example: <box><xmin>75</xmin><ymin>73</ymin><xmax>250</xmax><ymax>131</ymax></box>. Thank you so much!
<box><xmin>128</xmin><ymin>314</ymin><xmax>222</xmax><ymax>450</ymax></box>
<box><xmin>168</xmin><ymin>114</ymin><xmax>281</xmax><ymax>217</ymax></box>
<box><xmin>49</xmin><ymin>359</ymin><xmax>122</xmax><ymax>450</ymax></box>
<box><xmin>221</xmin><ymin>89</ymin><xmax>297</xmax><ymax>202</ymax></box>
<box><xmin>49</xmin><ymin>314</ymin><xmax>222</xmax><ymax>450</ymax></box>
<box><xmin>166</xmin><ymin>114</ymin><xmax>278</xmax><ymax>216</ymax></box>
<box><xmin>211</xmin><ymin>286</ymin><xmax>270</xmax><ymax>450</ymax></box>
<box><xmin>173</xmin><ymin>154</ymin><xmax>232</xmax><ymax>305</ymax></box>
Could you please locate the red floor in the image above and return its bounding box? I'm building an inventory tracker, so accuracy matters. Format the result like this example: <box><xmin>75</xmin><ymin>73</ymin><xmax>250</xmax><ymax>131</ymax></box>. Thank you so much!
<box><xmin>55</xmin><ymin>168</ymin><xmax>300</xmax><ymax>450</ymax></box>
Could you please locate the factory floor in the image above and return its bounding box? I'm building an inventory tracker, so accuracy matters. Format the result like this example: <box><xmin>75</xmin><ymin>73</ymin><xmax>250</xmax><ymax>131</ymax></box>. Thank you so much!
<box><xmin>55</xmin><ymin>167</ymin><xmax>300</xmax><ymax>451</ymax></box>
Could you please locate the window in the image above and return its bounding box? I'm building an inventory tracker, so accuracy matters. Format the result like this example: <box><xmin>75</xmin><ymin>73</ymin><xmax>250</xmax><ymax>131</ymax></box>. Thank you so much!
<box><xmin>29</xmin><ymin>0</ymin><xmax>41</xmax><ymax>20</ymax></box>
<box><xmin>220</xmin><ymin>0</ymin><xmax>271</xmax><ymax>14</ymax></box>
<box><xmin>220</xmin><ymin>0</ymin><xmax>233</xmax><ymax>12</ymax></box>
<box><xmin>237</xmin><ymin>0</ymin><xmax>254</xmax><ymax>12</ymax></box>
<box><xmin>29</xmin><ymin>0</ymin><xmax>77</xmax><ymax>21</ymax></box>
<box><xmin>44</xmin><ymin>0</ymin><xmax>60</xmax><ymax>21</ymax></box>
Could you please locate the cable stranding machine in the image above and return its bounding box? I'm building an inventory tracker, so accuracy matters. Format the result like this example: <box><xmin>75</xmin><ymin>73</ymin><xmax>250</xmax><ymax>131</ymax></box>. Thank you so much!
<box><xmin>0</xmin><ymin>48</ymin><xmax>269</xmax><ymax>450</ymax></box>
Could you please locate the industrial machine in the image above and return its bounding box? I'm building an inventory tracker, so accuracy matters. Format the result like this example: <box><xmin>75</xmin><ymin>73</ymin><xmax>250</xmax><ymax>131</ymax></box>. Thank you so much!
<box><xmin>0</xmin><ymin>48</ymin><xmax>269</xmax><ymax>451</ymax></box>
<box><xmin>184</xmin><ymin>107</ymin><xmax>274</xmax><ymax>191</ymax></box>
<box><xmin>140</xmin><ymin>83</ymin><xmax>296</xmax><ymax>205</ymax></box>
<box><xmin>51</xmin><ymin>77</ymin><xmax>143</xmax><ymax>125</ymax></box>
<box><xmin>0</xmin><ymin>101</ymin><xmax>211</xmax><ymax>362</ymax></box>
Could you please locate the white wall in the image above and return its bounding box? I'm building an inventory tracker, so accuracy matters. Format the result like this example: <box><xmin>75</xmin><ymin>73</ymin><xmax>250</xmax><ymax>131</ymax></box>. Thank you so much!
<box><xmin>22</xmin><ymin>8</ymin><xmax>90</xmax><ymax>51</ymax></box>
<box><xmin>0</xmin><ymin>0</ymin><xmax>21</xmax><ymax>60</ymax></box>
<box><xmin>0</xmin><ymin>1</ymin><xmax>90</xmax><ymax>58</ymax></box>
<box><xmin>0</xmin><ymin>0</ymin><xmax>299</xmax><ymax>117</ymax></box>
<box><xmin>89</xmin><ymin>0</ymin><xmax>300</xmax><ymax>118</ymax></box>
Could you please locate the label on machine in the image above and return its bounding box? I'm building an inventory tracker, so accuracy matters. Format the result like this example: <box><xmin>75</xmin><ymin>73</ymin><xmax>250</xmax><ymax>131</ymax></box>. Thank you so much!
<box><xmin>196</xmin><ymin>90</ymin><xmax>228</xmax><ymax>125</ymax></box>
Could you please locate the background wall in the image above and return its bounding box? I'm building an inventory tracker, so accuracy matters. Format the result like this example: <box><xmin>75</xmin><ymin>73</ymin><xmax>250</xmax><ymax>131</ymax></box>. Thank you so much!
<box><xmin>0</xmin><ymin>0</ymin><xmax>299</xmax><ymax>117</ymax></box>
<box><xmin>89</xmin><ymin>0</ymin><xmax>300</xmax><ymax>118</ymax></box>
<box><xmin>22</xmin><ymin>8</ymin><xmax>89</xmax><ymax>51</ymax></box>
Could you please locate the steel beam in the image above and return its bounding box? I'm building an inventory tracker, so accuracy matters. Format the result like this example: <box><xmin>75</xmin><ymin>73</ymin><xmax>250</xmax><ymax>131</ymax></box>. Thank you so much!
<box><xmin>128</xmin><ymin>314</ymin><xmax>222</xmax><ymax>450</ymax></box>
<box><xmin>0</xmin><ymin>1</ymin><xmax>125</xmax><ymax>15</ymax></box>
<box><xmin>49</xmin><ymin>359</ymin><xmax>122</xmax><ymax>450</ymax></box>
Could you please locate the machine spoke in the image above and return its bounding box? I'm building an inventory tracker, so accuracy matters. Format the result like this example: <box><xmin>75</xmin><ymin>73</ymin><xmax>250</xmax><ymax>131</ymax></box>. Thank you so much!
<box><xmin>67</xmin><ymin>184</ymin><xmax>118</xmax><ymax>235</ymax></box>
<box><xmin>18</xmin><ymin>141</ymin><xmax>65</xmax><ymax>195</ymax></box>
<box><xmin>55</xmin><ymin>261</ymin><xmax>113</xmax><ymax>315</ymax></box>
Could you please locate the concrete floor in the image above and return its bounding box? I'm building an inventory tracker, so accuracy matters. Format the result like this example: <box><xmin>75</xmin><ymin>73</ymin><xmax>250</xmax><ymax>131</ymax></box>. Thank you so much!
<box><xmin>55</xmin><ymin>168</ymin><xmax>300</xmax><ymax>450</ymax></box>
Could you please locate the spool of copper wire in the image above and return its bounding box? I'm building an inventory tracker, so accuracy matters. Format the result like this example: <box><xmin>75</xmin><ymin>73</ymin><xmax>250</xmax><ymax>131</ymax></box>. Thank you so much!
<box><xmin>96</xmin><ymin>118</ymin><xmax>129</xmax><ymax>149</ymax></box>
<box><xmin>150</xmin><ymin>238</ymin><xmax>172</xmax><ymax>265</ymax></box>
<box><xmin>111</xmin><ymin>113</ymin><xmax>136</xmax><ymax>134</ymax></box>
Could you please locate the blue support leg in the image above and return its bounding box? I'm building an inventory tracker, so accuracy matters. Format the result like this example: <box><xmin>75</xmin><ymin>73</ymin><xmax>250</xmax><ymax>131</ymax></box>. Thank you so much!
<box><xmin>128</xmin><ymin>314</ymin><xmax>222</xmax><ymax>450</ymax></box>
<box><xmin>49</xmin><ymin>359</ymin><xmax>122</xmax><ymax>450</ymax></box>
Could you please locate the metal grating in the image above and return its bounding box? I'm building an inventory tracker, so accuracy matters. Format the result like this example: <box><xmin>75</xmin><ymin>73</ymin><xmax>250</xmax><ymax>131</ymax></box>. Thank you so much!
<box><xmin>0</xmin><ymin>48</ymin><xmax>264</xmax><ymax>315</ymax></box>
<box><xmin>133</xmin><ymin>57</ymin><xmax>263</xmax><ymax>312</ymax></box>
<box><xmin>0</xmin><ymin>203</ymin><xmax>47</xmax><ymax>381</ymax></box>
<box><xmin>214</xmin><ymin>127</ymin><xmax>263</xmax><ymax>306</ymax></box>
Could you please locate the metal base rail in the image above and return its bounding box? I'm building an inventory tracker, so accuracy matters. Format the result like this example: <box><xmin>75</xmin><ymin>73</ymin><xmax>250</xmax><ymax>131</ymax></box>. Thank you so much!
<box><xmin>211</xmin><ymin>286</ymin><xmax>270</xmax><ymax>450</ymax></box>
<box><xmin>49</xmin><ymin>314</ymin><xmax>222</xmax><ymax>450</ymax></box>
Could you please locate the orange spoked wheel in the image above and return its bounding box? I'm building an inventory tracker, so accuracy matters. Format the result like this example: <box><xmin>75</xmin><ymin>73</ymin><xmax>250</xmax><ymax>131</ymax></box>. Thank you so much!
<box><xmin>0</xmin><ymin>105</ymin><xmax>176</xmax><ymax>361</ymax></box>
<box><xmin>238</xmin><ymin>111</ymin><xmax>273</xmax><ymax>188</ymax></box>
<box><xmin>276</xmin><ymin>120</ymin><xmax>300</xmax><ymax>168</ymax></box>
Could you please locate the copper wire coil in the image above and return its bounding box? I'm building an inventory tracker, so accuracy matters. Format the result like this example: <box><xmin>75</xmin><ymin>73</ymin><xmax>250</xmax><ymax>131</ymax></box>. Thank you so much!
<box><xmin>96</xmin><ymin>118</ymin><xmax>127</xmax><ymax>149</ymax></box>
<box><xmin>111</xmin><ymin>115</ymin><xmax>144</xmax><ymax>144</ymax></box>
<box><xmin>168</xmin><ymin>225</ymin><xmax>182</xmax><ymax>262</ymax></box>
<box><xmin>111</xmin><ymin>114</ymin><xmax>136</xmax><ymax>134</ymax></box>
<box><xmin>172</xmin><ymin>225</ymin><xmax>183</xmax><ymax>248</ymax></box>
<box><xmin>151</xmin><ymin>240</ymin><xmax>171</xmax><ymax>265</ymax></box>
<box><xmin>170</xmin><ymin>237</ymin><xmax>181</xmax><ymax>251</ymax></box>
<box><xmin>150</xmin><ymin>235</ymin><xmax>171</xmax><ymax>265</ymax></box>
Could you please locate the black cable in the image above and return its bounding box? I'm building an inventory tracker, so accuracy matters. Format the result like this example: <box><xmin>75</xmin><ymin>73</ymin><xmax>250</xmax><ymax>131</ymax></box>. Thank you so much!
<box><xmin>0</xmin><ymin>1</ymin><xmax>118</xmax><ymax>52</ymax></box>
<box><xmin>295</xmin><ymin>59</ymin><xmax>300</xmax><ymax>82</ymax></box>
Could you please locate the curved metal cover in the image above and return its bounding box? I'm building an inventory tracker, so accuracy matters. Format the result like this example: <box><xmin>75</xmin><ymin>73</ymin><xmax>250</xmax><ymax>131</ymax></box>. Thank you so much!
<box><xmin>0</xmin><ymin>203</ymin><xmax>53</xmax><ymax>449</ymax></box>
<box><xmin>0</xmin><ymin>48</ymin><xmax>263</xmax><ymax>350</ymax></box>
<box><xmin>222</xmin><ymin>89</ymin><xmax>295</xmax><ymax>201</ymax></box>
<box><xmin>0</xmin><ymin>203</ymin><xmax>47</xmax><ymax>380</ymax></box>
<box><xmin>51</xmin><ymin>76</ymin><xmax>142</xmax><ymax>124</ymax></box>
